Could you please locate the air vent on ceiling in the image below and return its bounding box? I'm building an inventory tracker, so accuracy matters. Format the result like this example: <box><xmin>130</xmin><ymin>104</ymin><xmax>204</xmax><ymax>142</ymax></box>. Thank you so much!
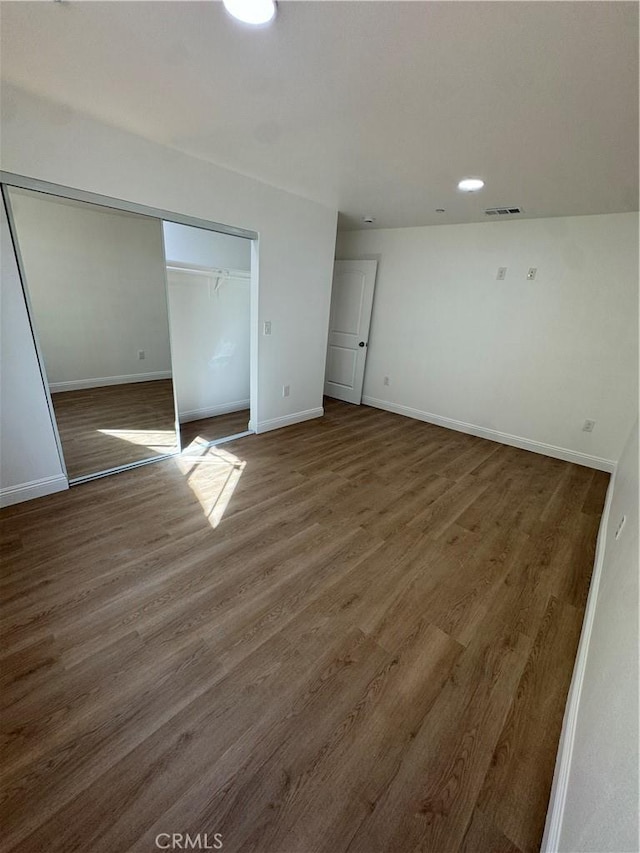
<box><xmin>485</xmin><ymin>206</ymin><xmax>522</xmax><ymax>216</ymax></box>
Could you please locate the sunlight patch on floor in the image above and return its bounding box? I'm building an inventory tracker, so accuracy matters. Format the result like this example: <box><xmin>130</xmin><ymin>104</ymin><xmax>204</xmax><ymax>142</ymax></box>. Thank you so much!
<box><xmin>182</xmin><ymin>435</ymin><xmax>213</xmax><ymax>453</ymax></box>
<box><xmin>97</xmin><ymin>428</ymin><xmax>178</xmax><ymax>453</ymax></box>
<box><xmin>175</xmin><ymin>442</ymin><xmax>246</xmax><ymax>528</ymax></box>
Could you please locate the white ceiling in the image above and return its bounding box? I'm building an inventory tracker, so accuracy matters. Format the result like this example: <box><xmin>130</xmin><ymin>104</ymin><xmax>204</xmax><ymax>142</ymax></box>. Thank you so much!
<box><xmin>1</xmin><ymin>1</ymin><xmax>638</xmax><ymax>230</ymax></box>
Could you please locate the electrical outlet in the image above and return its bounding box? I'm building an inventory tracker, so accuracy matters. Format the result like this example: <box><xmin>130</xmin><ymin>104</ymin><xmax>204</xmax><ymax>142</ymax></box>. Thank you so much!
<box><xmin>582</xmin><ymin>419</ymin><xmax>596</xmax><ymax>433</ymax></box>
<box><xmin>282</xmin><ymin>384</ymin><xmax>290</xmax><ymax>398</ymax></box>
<box><xmin>614</xmin><ymin>515</ymin><xmax>626</xmax><ymax>540</ymax></box>
<box><xmin>383</xmin><ymin>376</ymin><xmax>390</xmax><ymax>386</ymax></box>
<box><xmin>263</xmin><ymin>321</ymin><xmax>272</xmax><ymax>336</ymax></box>
<box><xmin>497</xmin><ymin>267</ymin><xmax>507</xmax><ymax>280</ymax></box>
<box><xmin>527</xmin><ymin>267</ymin><xmax>537</xmax><ymax>280</ymax></box>
<box><xmin>138</xmin><ymin>350</ymin><xmax>145</xmax><ymax>360</ymax></box>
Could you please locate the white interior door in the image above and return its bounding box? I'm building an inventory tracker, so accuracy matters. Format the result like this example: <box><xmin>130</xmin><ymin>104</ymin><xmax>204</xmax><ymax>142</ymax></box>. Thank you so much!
<box><xmin>324</xmin><ymin>259</ymin><xmax>377</xmax><ymax>404</ymax></box>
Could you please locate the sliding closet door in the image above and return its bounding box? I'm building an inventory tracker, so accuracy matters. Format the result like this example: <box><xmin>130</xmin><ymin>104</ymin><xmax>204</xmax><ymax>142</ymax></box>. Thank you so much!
<box><xmin>163</xmin><ymin>221</ymin><xmax>252</xmax><ymax>447</ymax></box>
<box><xmin>6</xmin><ymin>186</ymin><xmax>178</xmax><ymax>481</ymax></box>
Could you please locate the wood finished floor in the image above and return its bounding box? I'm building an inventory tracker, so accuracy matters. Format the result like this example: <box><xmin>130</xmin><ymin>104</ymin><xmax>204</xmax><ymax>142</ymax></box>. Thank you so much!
<box><xmin>51</xmin><ymin>380</ymin><xmax>177</xmax><ymax>480</ymax></box>
<box><xmin>0</xmin><ymin>399</ymin><xmax>609</xmax><ymax>853</ymax></box>
<box><xmin>180</xmin><ymin>409</ymin><xmax>251</xmax><ymax>450</ymax></box>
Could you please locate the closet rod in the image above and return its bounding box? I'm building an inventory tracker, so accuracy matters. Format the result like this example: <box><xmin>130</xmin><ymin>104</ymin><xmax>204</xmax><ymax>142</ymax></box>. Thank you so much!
<box><xmin>166</xmin><ymin>262</ymin><xmax>251</xmax><ymax>281</ymax></box>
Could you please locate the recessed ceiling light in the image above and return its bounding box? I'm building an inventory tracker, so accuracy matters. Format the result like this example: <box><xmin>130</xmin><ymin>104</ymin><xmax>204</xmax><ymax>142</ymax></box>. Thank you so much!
<box><xmin>457</xmin><ymin>178</ymin><xmax>485</xmax><ymax>192</ymax></box>
<box><xmin>223</xmin><ymin>0</ymin><xmax>277</xmax><ymax>25</ymax></box>
<box><xmin>435</xmin><ymin>208</ymin><xmax>446</xmax><ymax>213</ymax></box>
<box><xmin>363</xmin><ymin>216</ymin><xmax>375</xmax><ymax>224</ymax></box>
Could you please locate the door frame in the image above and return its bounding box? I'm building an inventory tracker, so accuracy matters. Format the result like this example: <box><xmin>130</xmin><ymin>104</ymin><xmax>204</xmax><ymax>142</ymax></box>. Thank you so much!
<box><xmin>0</xmin><ymin>170</ymin><xmax>259</xmax><ymax>483</ymax></box>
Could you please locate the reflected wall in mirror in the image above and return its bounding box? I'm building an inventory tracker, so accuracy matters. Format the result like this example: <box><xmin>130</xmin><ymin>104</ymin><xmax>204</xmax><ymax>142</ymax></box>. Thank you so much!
<box><xmin>6</xmin><ymin>187</ymin><xmax>178</xmax><ymax>480</ymax></box>
<box><xmin>163</xmin><ymin>222</ymin><xmax>252</xmax><ymax>451</ymax></box>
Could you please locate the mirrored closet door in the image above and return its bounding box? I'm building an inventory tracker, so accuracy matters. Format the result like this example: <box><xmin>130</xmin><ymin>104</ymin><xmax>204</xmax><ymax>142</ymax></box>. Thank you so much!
<box><xmin>5</xmin><ymin>186</ymin><xmax>179</xmax><ymax>481</ymax></box>
<box><xmin>163</xmin><ymin>221</ymin><xmax>252</xmax><ymax>452</ymax></box>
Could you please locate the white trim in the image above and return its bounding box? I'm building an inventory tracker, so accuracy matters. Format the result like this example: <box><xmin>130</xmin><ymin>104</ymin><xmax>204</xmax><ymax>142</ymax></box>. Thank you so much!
<box><xmin>540</xmin><ymin>471</ymin><xmax>617</xmax><ymax>852</ymax></box>
<box><xmin>249</xmin><ymin>239</ymin><xmax>259</xmax><ymax>453</ymax></box>
<box><xmin>49</xmin><ymin>372</ymin><xmax>172</xmax><ymax>393</ymax></box>
<box><xmin>178</xmin><ymin>400</ymin><xmax>250</xmax><ymax>424</ymax></box>
<box><xmin>159</xmin><ymin>224</ymin><xmax>182</xmax><ymax>453</ymax></box>
<box><xmin>0</xmin><ymin>474</ymin><xmax>69</xmax><ymax>508</ymax></box>
<box><xmin>0</xmin><ymin>171</ymin><xmax>258</xmax><ymax>240</ymax></box>
<box><xmin>362</xmin><ymin>396</ymin><xmax>617</xmax><ymax>473</ymax></box>
<box><xmin>256</xmin><ymin>407</ymin><xmax>324</xmax><ymax>434</ymax></box>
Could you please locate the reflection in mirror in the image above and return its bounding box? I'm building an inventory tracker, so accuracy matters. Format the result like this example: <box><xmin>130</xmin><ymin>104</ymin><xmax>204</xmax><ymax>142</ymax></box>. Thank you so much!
<box><xmin>163</xmin><ymin>222</ymin><xmax>252</xmax><ymax>451</ymax></box>
<box><xmin>6</xmin><ymin>187</ymin><xmax>178</xmax><ymax>481</ymax></box>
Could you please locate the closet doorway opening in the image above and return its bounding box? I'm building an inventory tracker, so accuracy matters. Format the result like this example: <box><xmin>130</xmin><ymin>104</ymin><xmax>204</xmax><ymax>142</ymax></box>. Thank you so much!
<box><xmin>1</xmin><ymin>170</ymin><xmax>259</xmax><ymax>486</ymax></box>
<box><xmin>162</xmin><ymin>221</ymin><xmax>255</xmax><ymax>452</ymax></box>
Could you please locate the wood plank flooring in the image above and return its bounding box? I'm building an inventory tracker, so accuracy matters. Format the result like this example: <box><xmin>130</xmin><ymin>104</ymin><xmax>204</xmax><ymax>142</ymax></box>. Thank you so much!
<box><xmin>0</xmin><ymin>399</ymin><xmax>609</xmax><ymax>853</ymax></box>
<box><xmin>180</xmin><ymin>409</ymin><xmax>251</xmax><ymax>450</ymax></box>
<box><xmin>51</xmin><ymin>380</ymin><xmax>177</xmax><ymax>479</ymax></box>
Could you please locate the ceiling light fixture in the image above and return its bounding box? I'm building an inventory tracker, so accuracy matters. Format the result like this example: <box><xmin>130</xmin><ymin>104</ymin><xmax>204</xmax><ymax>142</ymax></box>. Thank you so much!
<box><xmin>223</xmin><ymin>0</ymin><xmax>277</xmax><ymax>25</ymax></box>
<box><xmin>363</xmin><ymin>216</ymin><xmax>375</xmax><ymax>224</ymax></box>
<box><xmin>457</xmin><ymin>178</ymin><xmax>485</xmax><ymax>192</ymax></box>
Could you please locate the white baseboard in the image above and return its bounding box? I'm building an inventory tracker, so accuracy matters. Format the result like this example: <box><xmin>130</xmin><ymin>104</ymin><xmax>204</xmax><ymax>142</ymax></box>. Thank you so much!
<box><xmin>362</xmin><ymin>396</ymin><xmax>617</xmax><ymax>473</ymax></box>
<box><xmin>256</xmin><ymin>407</ymin><xmax>324</xmax><ymax>434</ymax></box>
<box><xmin>179</xmin><ymin>399</ymin><xmax>250</xmax><ymax>425</ymax></box>
<box><xmin>540</xmin><ymin>471</ymin><xmax>617</xmax><ymax>852</ymax></box>
<box><xmin>50</xmin><ymin>372</ymin><xmax>172</xmax><ymax>393</ymax></box>
<box><xmin>0</xmin><ymin>474</ymin><xmax>69</xmax><ymax>508</ymax></box>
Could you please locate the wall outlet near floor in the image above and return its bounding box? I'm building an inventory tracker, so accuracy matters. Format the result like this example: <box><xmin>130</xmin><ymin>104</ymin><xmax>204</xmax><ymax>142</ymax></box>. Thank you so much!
<box><xmin>263</xmin><ymin>321</ymin><xmax>272</xmax><ymax>336</ymax></box>
<box><xmin>582</xmin><ymin>419</ymin><xmax>596</xmax><ymax>432</ymax></box>
<box><xmin>138</xmin><ymin>350</ymin><xmax>145</xmax><ymax>360</ymax></box>
<box><xmin>282</xmin><ymin>384</ymin><xmax>290</xmax><ymax>398</ymax></box>
<box><xmin>383</xmin><ymin>376</ymin><xmax>390</xmax><ymax>386</ymax></box>
<box><xmin>527</xmin><ymin>267</ymin><xmax>537</xmax><ymax>280</ymax></box>
<box><xmin>614</xmin><ymin>515</ymin><xmax>626</xmax><ymax>540</ymax></box>
<box><xmin>497</xmin><ymin>267</ymin><xmax>507</xmax><ymax>280</ymax></box>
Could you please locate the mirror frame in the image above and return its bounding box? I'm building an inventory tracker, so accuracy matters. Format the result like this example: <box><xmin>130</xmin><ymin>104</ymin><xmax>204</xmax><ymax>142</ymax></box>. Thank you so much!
<box><xmin>1</xmin><ymin>171</ymin><xmax>258</xmax><ymax>485</ymax></box>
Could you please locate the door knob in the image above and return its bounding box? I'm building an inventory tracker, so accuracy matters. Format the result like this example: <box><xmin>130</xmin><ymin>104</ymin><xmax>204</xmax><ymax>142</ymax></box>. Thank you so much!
<box><xmin>358</xmin><ymin>341</ymin><xmax>366</xmax><ymax>347</ymax></box>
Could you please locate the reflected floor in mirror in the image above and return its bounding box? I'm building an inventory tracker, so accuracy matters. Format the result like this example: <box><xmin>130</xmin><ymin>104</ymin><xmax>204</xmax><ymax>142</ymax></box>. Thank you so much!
<box><xmin>180</xmin><ymin>410</ymin><xmax>250</xmax><ymax>451</ymax></box>
<box><xmin>51</xmin><ymin>380</ymin><xmax>178</xmax><ymax>480</ymax></box>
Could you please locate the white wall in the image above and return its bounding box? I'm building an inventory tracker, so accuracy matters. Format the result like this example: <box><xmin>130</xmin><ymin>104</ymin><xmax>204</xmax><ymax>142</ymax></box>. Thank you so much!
<box><xmin>163</xmin><ymin>221</ymin><xmax>250</xmax><ymax>271</ymax></box>
<box><xmin>0</xmin><ymin>200</ymin><xmax>67</xmax><ymax>505</ymax></box>
<box><xmin>8</xmin><ymin>188</ymin><xmax>171</xmax><ymax>390</ymax></box>
<box><xmin>336</xmin><ymin>213</ymin><xmax>638</xmax><ymax>467</ymax></box>
<box><xmin>554</xmin><ymin>419</ymin><xmax>639</xmax><ymax>852</ymax></box>
<box><xmin>0</xmin><ymin>83</ymin><xmax>337</xmax><ymax>502</ymax></box>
